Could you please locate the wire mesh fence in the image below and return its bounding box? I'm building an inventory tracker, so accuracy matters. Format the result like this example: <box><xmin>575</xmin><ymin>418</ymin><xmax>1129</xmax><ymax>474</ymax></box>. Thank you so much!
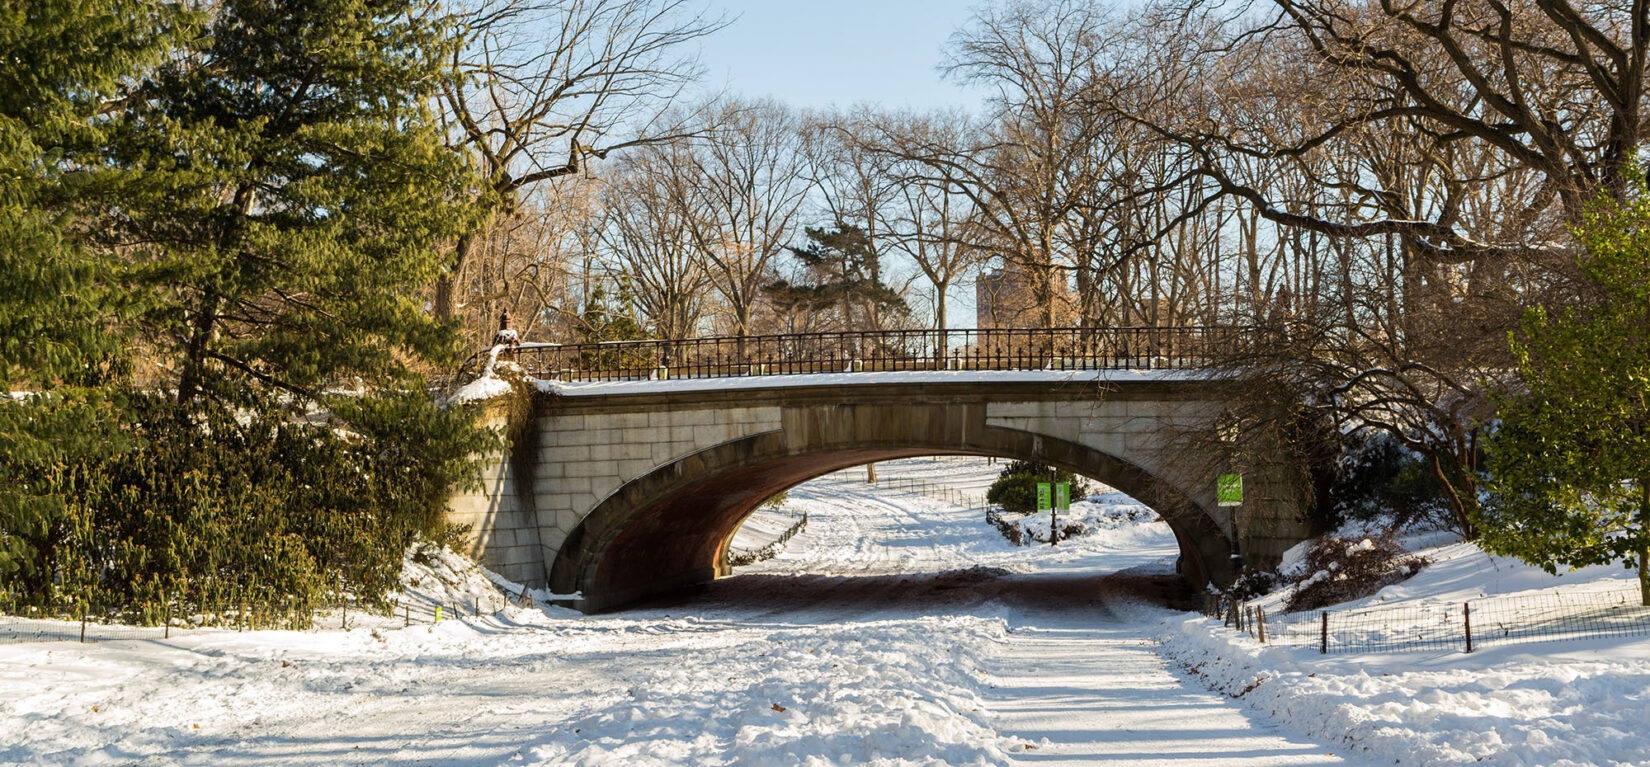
<box><xmin>0</xmin><ymin>588</ymin><xmax>529</xmax><ymax>646</ymax></box>
<box><xmin>727</xmin><ymin>512</ymin><xmax>810</xmax><ymax>567</ymax></box>
<box><xmin>875</xmin><ymin>476</ymin><xmax>987</xmax><ymax>510</ymax></box>
<box><xmin>1204</xmin><ymin>586</ymin><xmax>1650</xmax><ymax>655</ymax></box>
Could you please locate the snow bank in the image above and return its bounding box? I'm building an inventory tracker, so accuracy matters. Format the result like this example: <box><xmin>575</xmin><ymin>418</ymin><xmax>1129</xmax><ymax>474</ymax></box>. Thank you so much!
<box><xmin>395</xmin><ymin>541</ymin><xmax>516</xmax><ymax>620</ymax></box>
<box><xmin>444</xmin><ymin>373</ymin><xmax>514</xmax><ymax>405</ymax></box>
<box><xmin>1155</xmin><ymin>536</ymin><xmax>1650</xmax><ymax>766</ymax></box>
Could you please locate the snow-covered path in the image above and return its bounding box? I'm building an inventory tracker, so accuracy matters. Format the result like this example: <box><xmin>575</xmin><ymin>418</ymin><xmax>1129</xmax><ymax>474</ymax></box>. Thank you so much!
<box><xmin>0</xmin><ymin>458</ymin><xmax>1363</xmax><ymax>766</ymax></box>
<box><xmin>982</xmin><ymin>584</ymin><xmax>1345</xmax><ymax>766</ymax></box>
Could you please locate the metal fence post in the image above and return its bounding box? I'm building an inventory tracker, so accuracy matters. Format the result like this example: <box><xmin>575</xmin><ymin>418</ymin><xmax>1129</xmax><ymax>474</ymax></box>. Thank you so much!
<box><xmin>1320</xmin><ymin>611</ymin><xmax>1329</xmax><ymax>654</ymax></box>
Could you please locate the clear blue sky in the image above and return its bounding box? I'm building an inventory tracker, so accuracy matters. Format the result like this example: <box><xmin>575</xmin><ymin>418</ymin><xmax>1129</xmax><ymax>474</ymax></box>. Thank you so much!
<box><xmin>696</xmin><ymin>0</ymin><xmax>987</xmax><ymax>111</ymax></box>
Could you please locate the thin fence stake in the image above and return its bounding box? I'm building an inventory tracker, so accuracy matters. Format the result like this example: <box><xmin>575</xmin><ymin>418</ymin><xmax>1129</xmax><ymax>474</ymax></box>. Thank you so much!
<box><xmin>80</xmin><ymin>608</ymin><xmax>87</xmax><ymax>644</ymax></box>
<box><xmin>1464</xmin><ymin>602</ymin><xmax>1474</xmax><ymax>653</ymax></box>
<box><xmin>1257</xmin><ymin>608</ymin><xmax>1266</xmax><ymax>644</ymax></box>
<box><xmin>404</xmin><ymin>604</ymin><xmax>410</xmax><ymax>628</ymax></box>
<box><xmin>1320</xmin><ymin>611</ymin><xmax>1329</xmax><ymax>654</ymax></box>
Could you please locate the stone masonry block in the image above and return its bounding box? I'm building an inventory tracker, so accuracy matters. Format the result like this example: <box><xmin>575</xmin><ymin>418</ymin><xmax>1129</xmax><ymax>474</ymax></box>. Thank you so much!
<box><xmin>560</xmin><ymin>476</ymin><xmax>594</xmax><ymax>494</ymax></box>
<box><xmin>986</xmin><ymin>402</ymin><xmax>1039</xmax><ymax>418</ymax></box>
<box><xmin>535</xmin><ymin>492</ymin><xmax>572</xmax><ymax>513</ymax></box>
<box><xmin>674</xmin><ymin>409</ymin><xmax>711</xmax><ymax>427</ymax></box>
<box><xmin>615</xmin><ymin>459</ymin><xmax>652</xmax><ymax>482</ymax></box>
<box><xmin>564</xmin><ymin>462</ymin><xmax>602</xmax><ymax>479</ymax></box>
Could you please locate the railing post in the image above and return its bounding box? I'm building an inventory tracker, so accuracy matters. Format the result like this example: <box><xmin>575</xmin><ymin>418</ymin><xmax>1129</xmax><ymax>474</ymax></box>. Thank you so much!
<box><xmin>1320</xmin><ymin>611</ymin><xmax>1329</xmax><ymax>654</ymax></box>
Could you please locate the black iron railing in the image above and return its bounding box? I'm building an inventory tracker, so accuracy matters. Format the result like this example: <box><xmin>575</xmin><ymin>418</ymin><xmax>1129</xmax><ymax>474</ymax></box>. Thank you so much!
<box><xmin>462</xmin><ymin>326</ymin><xmax>1244</xmax><ymax>383</ymax></box>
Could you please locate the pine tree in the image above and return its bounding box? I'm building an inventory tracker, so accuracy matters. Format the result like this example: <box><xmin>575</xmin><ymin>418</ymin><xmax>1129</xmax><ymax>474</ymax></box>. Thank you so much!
<box><xmin>765</xmin><ymin>224</ymin><xmax>908</xmax><ymax>332</ymax></box>
<box><xmin>0</xmin><ymin>1</ymin><xmax>191</xmax><ymax>600</ymax></box>
<box><xmin>105</xmin><ymin>0</ymin><xmax>476</xmax><ymax>406</ymax></box>
<box><xmin>1481</xmin><ymin>167</ymin><xmax>1650</xmax><ymax>605</ymax></box>
<box><xmin>1</xmin><ymin>1</ymin><xmax>498</xmax><ymax>620</ymax></box>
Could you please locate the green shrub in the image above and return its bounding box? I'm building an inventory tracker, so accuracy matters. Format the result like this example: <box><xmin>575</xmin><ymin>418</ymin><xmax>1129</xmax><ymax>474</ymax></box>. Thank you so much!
<box><xmin>0</xmin><ymin>390</ymin><xmax>496</xmax><ymax>626</ymax></box>
<box><xmin>985</xmin><ymin>460</ymin><xmax>1091</xmax><ymax>514</ymax></box>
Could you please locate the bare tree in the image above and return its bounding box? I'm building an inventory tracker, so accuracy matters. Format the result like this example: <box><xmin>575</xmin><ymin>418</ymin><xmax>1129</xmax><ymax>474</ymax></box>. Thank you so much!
<box><xmin>868</xmin><ymin>1</ymin><xmax>1121</xmax><ymax>328</ymax></box>
<box><xmin>1124</xmin><ymin>0</ymin><xmax>1646</xmax><ymax>264</ymax></box>
<box><xmin>875</xmin><ymin>114</ymin><xmax>986</xmax><ymax>332</ymax></box>
<box><xmin>681</xmin><ymin>98</ymin><xmax>812</xmax><ymax>338</ymax></box>
<box><xmin>446</xmin><ymin>177</ymin><xmax>601</xmax><ymax>347</ymax></box>
<box><xmin>801</xmin><ymin>108</ymin><xmax>913</xmax><ymax>331</ymax></box>
<box><xmin>435</xmin><ymin>0</ymin><xmax>727</xmax><ymax>328</ymax></box>
<box><xmin>601</xmin><ymin>143</ymin><xmax>712</xmax><ymax>339</ymax></box>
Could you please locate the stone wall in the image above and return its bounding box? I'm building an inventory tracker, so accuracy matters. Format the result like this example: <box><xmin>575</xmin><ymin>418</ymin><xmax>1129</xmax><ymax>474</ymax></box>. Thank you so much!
<box><xmin>444</xmin><ymin>410</ymin><xmax>545</xmax><ymax>586</ymax></box>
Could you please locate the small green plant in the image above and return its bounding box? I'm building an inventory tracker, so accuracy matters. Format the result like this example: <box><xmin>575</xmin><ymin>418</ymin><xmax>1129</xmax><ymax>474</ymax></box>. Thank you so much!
<box><xmin>985</xmin><ymin>460</ymin><xmax>1091</xmax><ymax>514</ymax></box>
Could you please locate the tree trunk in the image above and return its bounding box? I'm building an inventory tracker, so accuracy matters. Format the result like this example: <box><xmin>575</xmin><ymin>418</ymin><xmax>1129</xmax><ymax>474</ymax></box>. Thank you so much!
<box><xmin>1640</xmin><ymin>480</ymin><xmax>1649</xmax><ymax>606</ymax></box>
<box><xmin>865</xmin><ymin>463</ymin><xmax>877</xmax><ymax>485</ymax></box>
<box><xmin>433</xmin><ymin>232</ymin><xmax>479</xmax><ymax>321</ymax></box>
<box><xmin>176</xmin><ymin>291</ymin><xmax>220</xmax><ymax>405</ymax></box>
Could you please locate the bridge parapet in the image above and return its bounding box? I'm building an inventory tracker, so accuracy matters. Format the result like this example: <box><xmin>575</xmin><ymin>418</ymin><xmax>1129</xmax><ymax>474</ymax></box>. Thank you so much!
<box><xmin>461</xmin><ymin>326</ymin><xmax>1247</xmax><ymax>383</ymax></box>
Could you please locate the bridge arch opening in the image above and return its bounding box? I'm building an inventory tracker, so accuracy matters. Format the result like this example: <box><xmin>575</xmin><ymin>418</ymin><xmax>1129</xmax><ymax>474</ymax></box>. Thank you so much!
<box><xmin>550</xmin><ymin>426</ymin><xmax>1233</xmax><ymax>613</ymax></box>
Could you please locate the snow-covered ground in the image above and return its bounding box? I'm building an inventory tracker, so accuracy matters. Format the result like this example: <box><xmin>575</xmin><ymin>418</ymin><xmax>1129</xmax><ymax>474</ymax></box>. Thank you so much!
<box><xmin>3</xmin><ymin>456</ymin><xmax>1645</xmax><ymax>765</ymax></box>
<box><xmin>1151</xmin><ymin>523</ymin><xmax>1650</xmax><ymax>767</ymax></box>
<box><xmin>0</xmin><ymin>457</ymin><xmax>1363</xmax><ymax>766</ymax></box>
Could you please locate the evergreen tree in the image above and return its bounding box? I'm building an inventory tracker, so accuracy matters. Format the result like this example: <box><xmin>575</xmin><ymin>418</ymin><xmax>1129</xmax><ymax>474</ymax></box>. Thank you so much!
<box><xmin>1</xmin><ymin>1</ymin><xmax>498</xmax><ymax>621</ymax></box>
<box><xmin>765</xmin><ymin>224</ymin><xmax>907</xmax><ymax>331</ymax></box>
<box><xmin>0</xmin><ymin>1</ymin><xmax>192</xmax><ymax>599</ymax></box>
<box><xmin>1482</xmin><ymin>167</ymin><xmax>1650</xmax><ymax>605</ymax></box>
<box><xmin>105</xmin><ymin>0</ymin><xmax>476</xmax><ymax>406</ymax></box>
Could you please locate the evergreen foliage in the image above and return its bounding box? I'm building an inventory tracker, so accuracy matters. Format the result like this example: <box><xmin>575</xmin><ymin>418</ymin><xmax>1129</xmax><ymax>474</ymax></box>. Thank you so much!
<box><xmin>0</xmin><ymin>0</ymin><xmax>496</xmax><ymax>623</ymax></box>
<box><xmin>1</xmin><ymin>392</ymin><xmax>494</xmax><ymax>624</ymax></box>
<box><xmin>1328</xmin><ymin>432</ymin><xmax>1450</xmax><ymax>529</ymax></box>
<box><xmin>103</xmin><ymin>0</ymin><xmax>476</xmax><ymax>403</ymax></box>
<box><xmin>0</xmin><ymin>0</ymin><xmax>191</xmax><ymax>607</ymax></box>
<box><xmin>985</xmin><ymin>459</ymin><xmax>1091</xmax><ymax>514</ymax></box>
<box><xmin>765</xmin><ymin>224</ymin><xmax>908</xmax><ymax>330</ymax></box>
<box><xmin>1481</xmin><ymin>166</ymin><xmax>1650</xmax><ymax>605</ymax></box>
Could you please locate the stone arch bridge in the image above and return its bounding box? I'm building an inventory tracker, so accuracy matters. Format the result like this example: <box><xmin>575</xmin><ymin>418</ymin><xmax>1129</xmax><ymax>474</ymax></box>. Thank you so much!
<box><xmin>445</xmin><ymin>328</ymin><xmax>1313</xmax><ymax>612</ymax></box>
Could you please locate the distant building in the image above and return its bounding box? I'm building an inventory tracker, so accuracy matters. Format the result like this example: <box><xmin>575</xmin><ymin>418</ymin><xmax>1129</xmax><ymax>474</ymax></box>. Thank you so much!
<box><xmin>975</xmin><ymin>263</ymin><xmax>1074</xmax><ymax>328</ymax></box>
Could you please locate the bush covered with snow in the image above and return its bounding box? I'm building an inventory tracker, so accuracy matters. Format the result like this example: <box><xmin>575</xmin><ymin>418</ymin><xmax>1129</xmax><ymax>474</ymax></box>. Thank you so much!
<box><xmin>1282</xmin><ymin>533</ymin><xmax>1428</xmax><ymax>612</ymax></box>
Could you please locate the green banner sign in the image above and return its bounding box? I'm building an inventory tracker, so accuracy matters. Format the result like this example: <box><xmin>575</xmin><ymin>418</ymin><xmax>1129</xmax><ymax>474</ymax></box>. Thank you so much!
<box><xmin>1217</xmin><ymin>474</ymin><xmax>1243</xmax><ymax>506</ymax></box>
<box><xmin>1054</xmin><ymin>482</ymin><xmax>1070</xmax><ymax>511</ymax></box>
<box><xmin>1037</xmin><ymin>482</ymin><xmax>1052</xmax><ymax>511</ymax></box>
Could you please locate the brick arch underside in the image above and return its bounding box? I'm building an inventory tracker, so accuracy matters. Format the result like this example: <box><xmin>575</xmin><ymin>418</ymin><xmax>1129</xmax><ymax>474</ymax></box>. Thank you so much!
<box><xmin>551</xmin><ymin>427</ymin><xmax>1231</xmax><ymax>613</ymax></box>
